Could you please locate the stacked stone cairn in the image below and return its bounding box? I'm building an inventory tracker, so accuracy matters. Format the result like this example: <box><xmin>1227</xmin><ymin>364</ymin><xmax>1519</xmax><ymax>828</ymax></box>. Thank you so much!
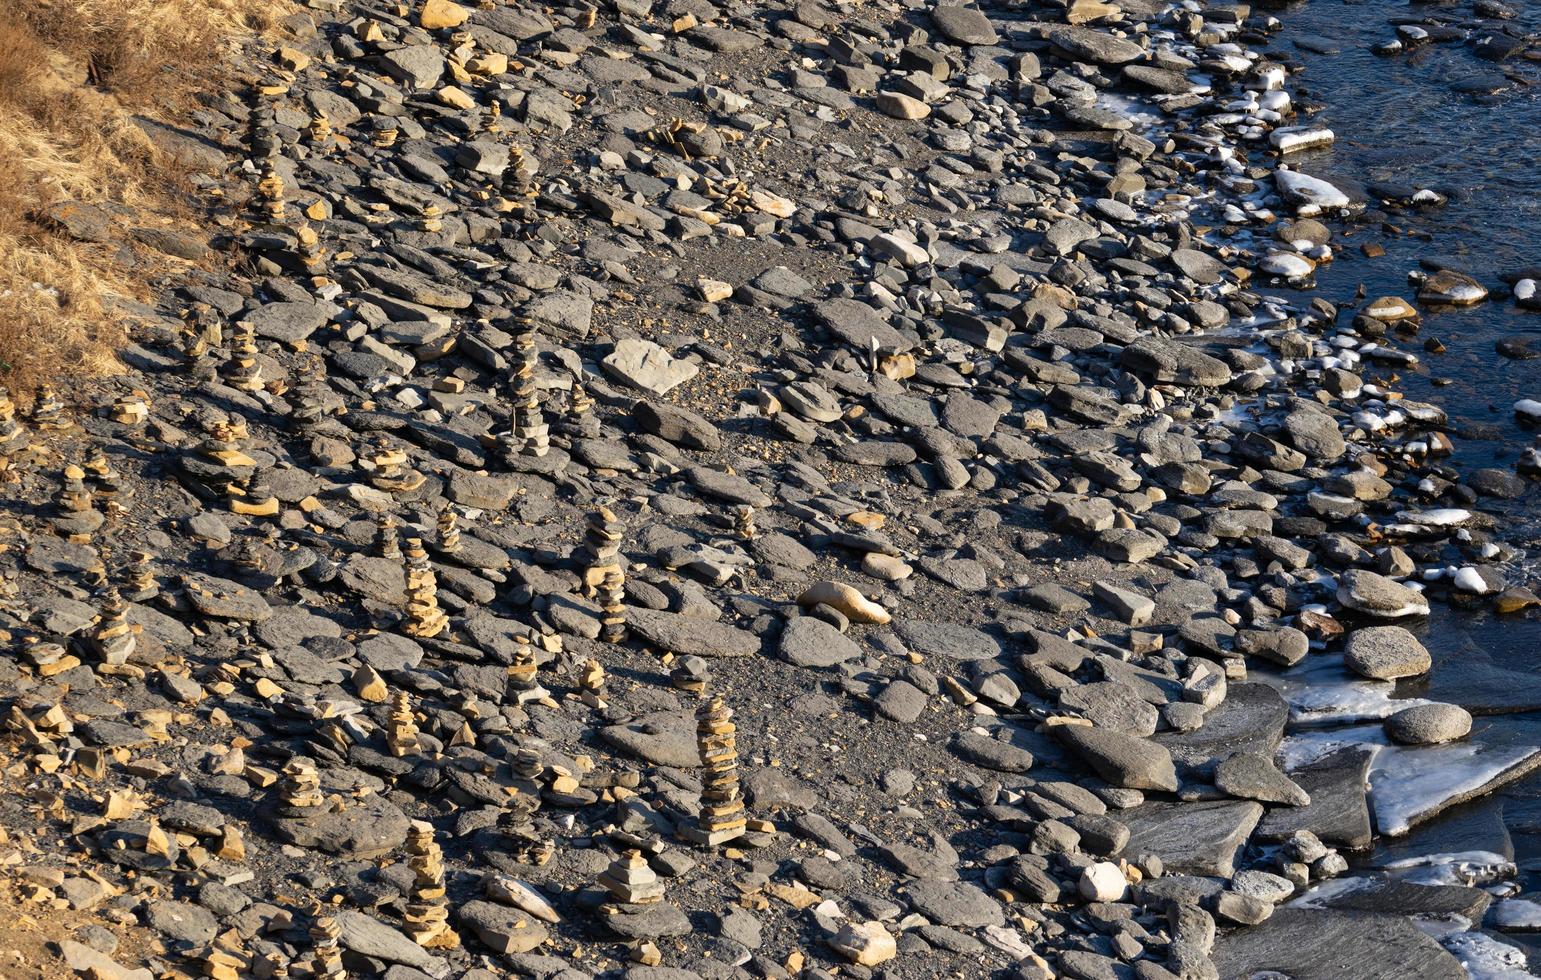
<box><xmin>402</xmin><ymin>538</ymin><xmax>448</xmax><ymax>638</ymax></box>
<box><xmin>402</xmin><ymin>820</ymin><xmax>459</xmax><ymax>949</ymax></box>
<box><xmin>681</xmin><ymin>697</ymin><xmax>746</xmax><ymax>846</ymax></box>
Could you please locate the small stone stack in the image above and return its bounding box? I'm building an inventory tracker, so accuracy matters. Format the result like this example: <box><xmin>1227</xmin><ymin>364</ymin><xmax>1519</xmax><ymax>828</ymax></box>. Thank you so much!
<box><xmin>499</xmin><ymin>791</ymin><xmax>551</xmax><ymax>866</ymax></box>
<box><xmin>224</xmin><ymin>320</ymin><xmax>264</xmax><ymax>392</ymax></box>
<box><xmin>29</xmin><ymin>385</ymin><xmax>70</xmax><ymax>431</ymax></box>
<box><xmin>258</xmin><ymin>160</ymin><xmax>286</xmax><ymax>221</ymax></box>
<box><xmin>108</xmin><ymin>390</ymin><xmax>150</xmax><ymax>426</ymax></box>
<box><xmin>231</xmin><ymin>478</ymin><xmax>280</xmax><ymax>518</ymax></box>
<box><xmin>579</xmin><ymin>507</ymin><xmax>627</xmax><ymax>643</ymax></box>
<box><xmin>53</xmin><ymin>465</ymin><xmax>102</xmax><ymax>539</ymax></box>
<box><xmin>83</xmin><ymin>453</ymin><xmax>130</xmax><ymax>516</ymax></box>
<box><xmin>307</xmin><ymin>111</ymin><xmax>332</xmax><ymax>147</ymax></box>
<box><xmin>402</xmin><ymin>538</ymin><xmax>448</xmax><ymax>638</ymax></box>
<box><xmin>125</xmin><ymin>549</ymin><xmax>159</xmax><ymax>600</ymax></box>
<box><xmin>734</xmin><ymin>505</ymin><xmax>757</xmax><ymax>541</ymax></box>
<box><xmin>364</xmin><ymin>438</ymin><xmax>425</xmax><ymax>494</ymax></box>
<box><xmin>560</xmin><ymin>380</ymin><xmax>597</xmax><ymax>439</ymax></box>
<box><xmin>437</xmin><ymin>504</ymin><xmax>460</xmax><ymax>554</ymax></box>
<box><xmin>597</xmin><ymin>850</ymin><xmax>665</xmax><ymax>905</ymax></box>
<box><xmin>670</xmin><ymin>656</ymin><xmax>709</xmax><ymax>695</ymax></box>
<box><xmin>387</xmin><ymin>691</ymin><xmax>421</xmax><ymax>757</ymax></box>
<box><xmin>375</xmin><ymin>514</ymin><xmax>402</xmax><ymax>559</ymax></box>
<box><xmin>88</xmin><ymin>588</ymin><xmax>139</xmax><ymax>668</ymax></box>
<box><xmin>277</xmin><ymin>758</ymin><xmax>325</xmax><ymax>813</ymax></box>
<box><xmin>183</xmin><ymin>418</ymin><xmax>256</xmax><ymax>498</ymax></box>
<box><xmin>506</xmin><ymin>634</ymin><xmax>550</xmax><ymax>704</ymax></box>
<box><xmin>600</xmin><ymin>569</ymin><xmax>626</xmax><ymax>644</ymax></box>
<box><xmin>307</xmin><ymin>915</ymin><xmax>346</xmax><ymax>980</ymax></box>
<box><xmin>0</xmin><ymin>387</ymin><xmax>29</xmax><ymax>456</ymax></box>
<box><xmin>503</xmin><ymin>317</ymin><xmax>549</xmax><ymax>459</ymax></box>
<box><xmin>402</xmin><ymin>820</ymin><xmax>459</xmax><ymax>949</ymax></box>
<box><xmin>682</xmin><ymin>697</ymin><xmax>746</xmax><ymax>846</ymax></box>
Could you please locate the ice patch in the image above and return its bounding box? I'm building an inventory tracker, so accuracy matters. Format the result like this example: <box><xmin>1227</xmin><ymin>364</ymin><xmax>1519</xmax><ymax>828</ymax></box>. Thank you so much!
<box><xmin>1264</xmin><ymin>659</ymin><xmax>1432</xmax><ymax>726</ymax></box>
<box><xmin>1490</xmin><ymin>897</ymin><xmax>1541</xmax><ymax>930</ymax></box>
<box><xmin>1371</xmin><ymin>741</ymin><xmax>1541</xmax><ymax>837</ymax></box>
<box><xmin>1442</xmin><ymin>931</ymin><xmax>1534</xmax><ymax>979</ymax></box>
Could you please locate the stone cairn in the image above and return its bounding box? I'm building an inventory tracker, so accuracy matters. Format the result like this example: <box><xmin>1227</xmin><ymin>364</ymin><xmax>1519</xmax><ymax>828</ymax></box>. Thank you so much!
<box><xmin>560</xmin><ymin>379</ymin><xmax>597</xmax><ymax>439</ymax></box>
<box><xmin>125</xmin><ymin>549</ymin><xmax>159</xmax><ymax>600</ymax></box>
<box><xmin>375</xmin><ymin>513</ymin><xmax>402</xmax><ymax>560</ymax></box>
<box><xmin>502</xmin><ymin>317</ymin><xmax>549</xmax><ymax>460</ymax></box>
<box><xmin>29</xmin><ymin>385</ymin><xmax>70</xmax><ymax>431</ymax></box>
<box><xmin>734</xmin><ymin>504</ymin><xmax>757</xmax><ymax>541</ymax></box>
<box><xmin>403</xmin><ymin>820</ymin><xmax>459</xmax><ymax>949</ymax></box>
<box><xmin>231</xmin><ymin>477</ymin><xmax>279</xmax><ymax>518</ymax></box>
<box><xmin>184</xmin><ymin>418</ymin><xmax>255</xmax><ymax>498</ymax></box>
<box><xmin>670</xmin><ymin>656</ymin><xmax>709</xmax><ymax>695</ymax></box>
<box><xmin>364</xmin><ymin>438</ymin><xmax>425</xmax><ymax>495</ymax></box>
<box><xmin>506</xmin><ymin>634</ymin><xmax>550</xmax><ymax>705</ymax></box>
<box><xmin>386</xmin><ymin>691</ymin><xmax>421</xmax><ymax>758</ymax></box>
<box><xmin>53</xmin><ymin>465</ymin><xmax>102</xmax><ymax>539</ymax></box>
<box><xmin>276</xmin><ymin>758</ymin><xmax>325</xmax><ymax>814</ymax></box>
<box><xmin>681</xmin><ymin>696</ymin><xmax>746</xmax><ymax>846</ymax></box>
<box><xmin>224</xmin><ymin>319</ymin><xmax>264</xmax><ymax>393</ymax></box>
<box><xmin>0</xmin><ymin>387</ymin><xmax>29</xmax><ymax>457</ymax></box>
<box><xmin>108</xmin><ymin>389</ymin><xmax>150</xmax><ymax>426</ymax></box>
<box><xmin>436</xmin><ymin>504</ymin><xmax>460</xmax><ymax>555</ymax></box>
<box><xmin>578</xmin><ymin>506</ymin><xmax>627</xmax><ymax>642</ymax></box>
<box><xmin>88</xmin><ymin>588</ymin><xmax>139</xmax><ymax>670</ymax></box>
<box><xmin>307</xmin><ymin>915</ymin><xmax>346</xmax><ymax>980</ymax></box>
<box><xmin>84</xmin><ymin>453</ymin><xmax>129</xmax><ymax>517</ymax></box>
<box><xmin>82</xmin><ymin>553</ymin><xmax>110</xmax><ymax>591</ymax></box>
<box><xmin>597</xmin><ymin>849</ymin><xmax>665</xmax><ymax>905</ymax></box>
<box><xmin>402</xmin><ymin>538</ymin><xmax>448</xmax><ymax>638</ymax></box>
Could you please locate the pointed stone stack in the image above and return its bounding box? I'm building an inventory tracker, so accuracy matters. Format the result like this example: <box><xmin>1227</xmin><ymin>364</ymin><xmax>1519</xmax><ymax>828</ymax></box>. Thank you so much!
<box><xmin>260</xmin><ymin>951</ymin><xmax>289</xmax><ymax>980</ymax></box>
<box><xmin>504</xmin><ymin>317</ymin><xmax>549</xmax><ymax>459</ymax></box>
<box><xmin>437</xmin><ymin>504</ymin><xmax>460</xmax><ymax>554</ymax></box>
<box><xmin>560</xmin><ymin>379</ymin><xmax>597</xmax><ymax>438</ymax></box>
<box><xmin>29</xmin><ymin>385</ymin><xmax>70</xmax><ymax>431</ymax></box>
<box><xmin>402</xmin><ymin>538</ymin><xmax>448</xmax><ymax>638</ymax></box>
<box><xmin>125</xmin><ymin>549</ymin><xmax>159</xmax><ymax>600</ymax></box>
<box><xmin>0</xmin><ymin>387</ymin><xmax>29</xmax><ymax>455</ymax></box>
<box><xmin>307</xmin><ymin>915</ymin><xmax>346</xmax><ymax>980</ymax></box>
<box><xmin>600</xmin><ymin>568</ymin><xmax>626</xmax><ymax>644</ymax></box>
<box><xmin>308</xmin><ymin>111</ymin><xmax>332</xmax><ymax>147</ymax></box>
<box><xmin>224</xmin><ymin>320</ymin><xmax>264</xmax><ymax>393</ymax></box>
<box><xmin>88</xmin><ymin>587</ymin><xmax>139</xmax><ymax>668</ymax></box>
<box><xmin>403</xmin><ymin>820</ymin><xmax>459</xmax><ymax>949</ymax></box>
<box><xmin>258</xmin><ymin>160</ymin><xmax>286</xmax><ymax>221</ymax></box>
<box><xmin>734</xmin><ymin>504</ymin><xmax>757</xmax><ymax>540</ymax></box>
<box><xmin>83</xmin><ymin>553</ymin><xmax>110</xmax><ymax>591</ymax></box>
<box><xmin>682</xmin><ymin>697</ymin><xmax>747</xmax><ymax>846</ymax></box>
<box><xmin>386</xmin><ymin>691</ymin><xmax>421</xmax><ymax>757</ymax></box>
<box><xmin>365</xmin><ymin>438</ymin><xmax>425</xmax><ymax>494</ymax></box>
<box><xmin>597</xmin><ymin>850</ymin><xmax>665</xmax><ymax>905</ymax></box>
<box><xmin>506</xmin><ymin>634</ymin><xmax>549</xmax><ymax>704</ymax></box>
<box><xmin>375</xmin><ymin>513</ymin><xmax>402</xmax><ymax>560</ymax></box>
<box><xmin>580</xmin><ymin>506</ymin><xmax>625</xmax><ymax>592</ymax></box>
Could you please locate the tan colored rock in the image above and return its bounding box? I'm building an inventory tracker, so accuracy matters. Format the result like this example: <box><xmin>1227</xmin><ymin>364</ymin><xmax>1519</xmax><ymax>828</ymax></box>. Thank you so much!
<box><xmin>797</xmin><ymin>581</ymin><xmax>891</xmax><ymax>624</ymax></box>
<box><xmin>830</xmin><ymin>921</ymin><xmax>897</xmax><ymax>966</ymax></box>
<box><xmin>420</xmin><ymin>0</ymin><xmax>469</xmax><ymax>29</ymax></box>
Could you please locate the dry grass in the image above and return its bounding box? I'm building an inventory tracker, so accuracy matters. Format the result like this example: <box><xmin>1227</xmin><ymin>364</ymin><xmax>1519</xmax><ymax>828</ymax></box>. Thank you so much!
<box><xmin>0</xmin><ymin>0</ymin><xmax>291</xmax><ymax>399</ymax></box>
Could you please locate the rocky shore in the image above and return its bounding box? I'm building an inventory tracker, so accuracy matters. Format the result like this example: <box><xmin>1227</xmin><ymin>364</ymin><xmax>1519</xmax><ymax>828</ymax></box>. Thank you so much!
<box><xmin>4</xmin><ymin>0</ymin><xmax>1540</xmax><ymax>977</ymax></box>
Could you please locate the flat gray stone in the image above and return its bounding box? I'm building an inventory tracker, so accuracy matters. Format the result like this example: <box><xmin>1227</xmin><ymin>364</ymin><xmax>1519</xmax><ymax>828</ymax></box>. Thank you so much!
<box><xmin>1211</xmin><ymin>909</ymin><xmax>1466</xmax><ymax>980</ymax></box>
<box><xmin>627</xmin><ymin>608</ymin><xmax>760</xmax><ymax>658</ymax></box>
<box><xmin>780</xmin><ymin>616</ymin><xmax>862</xmax><ymax>668</ymax></box>
<box><xmin>1122</xmin><ymin>799</ymin><xmax>1263</xmax><ymax>877</ymax></box>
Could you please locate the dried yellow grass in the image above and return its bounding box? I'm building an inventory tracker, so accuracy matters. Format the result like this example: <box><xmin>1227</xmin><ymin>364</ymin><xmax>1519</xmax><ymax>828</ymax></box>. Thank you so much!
<box><xmin>0</xmin><ymin>0</ymin><xmax>291</xmax><ymax>398</ymax></box>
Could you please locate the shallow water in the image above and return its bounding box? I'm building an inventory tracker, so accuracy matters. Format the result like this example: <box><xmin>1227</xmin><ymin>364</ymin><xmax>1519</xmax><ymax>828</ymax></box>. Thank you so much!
<box><xmin>1261</xmin><ymin>0</ymin><xmax>1541</xmax><ymax>908</ymax></box>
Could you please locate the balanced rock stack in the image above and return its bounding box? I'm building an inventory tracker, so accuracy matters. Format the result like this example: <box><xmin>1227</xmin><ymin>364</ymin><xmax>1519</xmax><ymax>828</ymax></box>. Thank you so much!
<box><xmin>402</xmin><ymin>538</ymin><xmax>448</xmax><ymax>638</ymax></box>
<box><xmin>52</xmin><ymin>465</ymin><xmax>101</xmax><ymax>539</ymax></box>
<box><xmin>402</xmin><ymin>820</ymin><xmax>459</xmax><ymax>949</ymax></box>
<box><xmin>578</xmin><ymin>506</ymin><xmax>626</xmax><ymax>642</ymax></box>
<box><xmin>506</xmin><ymin>634</ymin><xmax>549</xmax><ymax>705</ymax></box>
<box><xmin>682</xmin><ymin>696</ymin><xmax>747</xmax><ymax>847</ymax></box>
<box><xmin>436</xmin><ymin>504</ymin><xmax>460</xmax><ymax>555</ymax></box>
<box><xmin>224</xmin><ymin>319</ymin><xmax>264</xmax><ymax>393</ymax></box>
<box><xmin>502</xmin><ymin>316</ymin><xmax>549</xmax><ymax>461</ymax></box>
<box><xmin>182</xmin><ymin>418</ymin><xmax>255</xmax><ymax>498</ymax></box>
<box><xmin>88</xmin><ymin>587</ymin><xmax>139</xmax><ymax>669</ymax></box>
<box><xmin>386</xmin><ymin>691</ymin><xmax>421</xmax><ymax>758</ymax></box>
<box><xmin>276</xmin><ymin>758</ymin><xmax>325</xmax><ymax>814</ymax></box>
<box><xmin>374</xmin><ymin>513</ymin><xmax>402</xmax><ymax>560</ymax></box>
<box><xmin>306</xmin><ymin>915</ymin><xmax>346</xmax><ymax>980</ymax></box>
<box><xmin>597</xmin><ymin>849</ymin><xmax>665</xmax><ymax>905</ymax></box>
<box><xmin>29</xmin><ymin>384</ymin><xmax>69</xmax><ymax>431</ymax></box>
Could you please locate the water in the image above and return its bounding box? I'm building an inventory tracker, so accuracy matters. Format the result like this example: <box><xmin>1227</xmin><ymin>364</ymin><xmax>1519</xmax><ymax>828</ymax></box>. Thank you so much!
<box><xmin>1259</xmin><ymin>0</ymin><xmax>1541</xmax><ymax>911</ymax></box>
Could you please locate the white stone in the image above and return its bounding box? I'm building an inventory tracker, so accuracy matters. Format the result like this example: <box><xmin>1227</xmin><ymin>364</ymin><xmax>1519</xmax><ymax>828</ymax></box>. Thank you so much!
<box><xmin>1079</xmin><ymin>862</ymin><xmax>1127</xmax><ymax>902</ymax></box>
